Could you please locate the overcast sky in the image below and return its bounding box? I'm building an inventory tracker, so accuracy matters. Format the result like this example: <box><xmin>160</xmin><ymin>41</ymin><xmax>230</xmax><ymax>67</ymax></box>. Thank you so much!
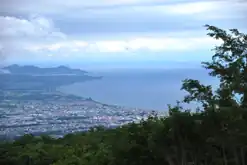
<box><xmin>0</xmin><ymin>0</ymin><xmax>246</xmax><ymax>66</ymax></box>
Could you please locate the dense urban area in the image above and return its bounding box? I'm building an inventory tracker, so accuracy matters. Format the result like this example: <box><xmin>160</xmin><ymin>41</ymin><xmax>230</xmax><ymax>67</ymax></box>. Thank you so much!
<box><xmin>0</xmin><ymin>90</ymin><xmax>151</xmax><ymax>140</ymax></box>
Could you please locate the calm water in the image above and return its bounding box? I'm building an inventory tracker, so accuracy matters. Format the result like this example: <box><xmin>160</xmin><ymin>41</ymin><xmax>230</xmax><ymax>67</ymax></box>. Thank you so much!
<box><xmin>59</xmin><ymin>68</ymin><xmax>219</xmax><ymax>111</ymax></box>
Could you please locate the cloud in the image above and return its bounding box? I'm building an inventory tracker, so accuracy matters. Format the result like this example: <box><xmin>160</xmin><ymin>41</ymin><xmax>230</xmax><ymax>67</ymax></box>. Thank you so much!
<box><xmin>2</xmin><ymin>0</ymin><xmax>246</xmax><ymax>20</ymax></box>
<box><xmin>25</xmin><ymin>36</ymin><xmax>221</xmax><ymax>55</ymax></box>
<box><xmin>0</xmin><ymin>15</ymin><xmax>65</xmax><ymax>39</ymax></box>
<box><xmin>1</xmin><ymin>0</ymin><xmax>246</xmax><ymax>63</ymax></box>
<box><xmin>0</xmin><ymin>15</ymin><xmax>66</xmax><ymax>59</ymax></box>
<box><xmin>1</xmin><ymin>14</ymin><xmax>221</xmax><ymax>57</ymax></box>
<box><xmin>0</xmin><ymin>13</ymin><xmax>226</xmax><ymax>62</ymax></box>
<box><xmin>1</xmin><ymin>1</ymin><xmax>246</xmax><ymax>36</ymax></box>
<box><xmin>8</xmin><ymin>0</ymin><xmax>243</xmax><ymax>35</ymax></box>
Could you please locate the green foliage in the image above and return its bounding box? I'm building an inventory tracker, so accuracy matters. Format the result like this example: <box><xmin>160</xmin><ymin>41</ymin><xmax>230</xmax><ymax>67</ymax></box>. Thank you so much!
<box><xmin>2</xmin><ymin>107</ymin><xmax>247</xmax><ymax>165</ymax></box>
<box><xmin>182</xmin><ymin>24</ymin><xmax>247</xmax><ymax>109</ymax></box>
<box><xmin>1</xmin><ymin>25</ymin><xmax>247</xmax><ymax>165</ymax></box>
<box><xmin>181</xmin><ymin>79</ymin><xmax>215</xmax><ymax>109</ymax></box>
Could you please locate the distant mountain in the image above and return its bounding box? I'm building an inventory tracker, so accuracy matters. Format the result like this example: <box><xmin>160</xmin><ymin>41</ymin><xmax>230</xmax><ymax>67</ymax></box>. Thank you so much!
<box><xmin>3</xmin><ymin>64</ymin><xmax>88</xmax><ymax>75</ymax></box>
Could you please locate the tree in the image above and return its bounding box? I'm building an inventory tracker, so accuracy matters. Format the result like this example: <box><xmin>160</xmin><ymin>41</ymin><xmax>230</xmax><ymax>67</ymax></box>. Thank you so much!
<box><xmin>182</xmin><ymin>25</ymin><xmax>247</xmax><ymax>109</ymax></box>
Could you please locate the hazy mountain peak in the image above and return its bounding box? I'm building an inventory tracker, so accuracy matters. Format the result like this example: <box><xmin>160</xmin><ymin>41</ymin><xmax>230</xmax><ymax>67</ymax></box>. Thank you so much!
<box><xmin>3</xmin><ymin>64</ymin><xmax>88</xmax><ymax>75</ymax></box>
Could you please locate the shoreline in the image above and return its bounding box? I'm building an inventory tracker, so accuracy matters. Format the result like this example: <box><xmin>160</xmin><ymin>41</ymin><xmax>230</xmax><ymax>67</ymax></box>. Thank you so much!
<box><xmin>1</xmin><ymin>88</ymin><xmax>157</xmax><ymax>141</ymax></box>
<box><xmin>57</xmin><ymin>84</ymin><xmax>157</xmax><ymax>112</ymax></box>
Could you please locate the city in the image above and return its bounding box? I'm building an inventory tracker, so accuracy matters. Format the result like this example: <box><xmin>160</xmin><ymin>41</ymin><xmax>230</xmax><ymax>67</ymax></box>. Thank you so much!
<box><xmin>0</xmin><ymin>90</ymin><xmax>153</xmax><ymax>140</ymax></box>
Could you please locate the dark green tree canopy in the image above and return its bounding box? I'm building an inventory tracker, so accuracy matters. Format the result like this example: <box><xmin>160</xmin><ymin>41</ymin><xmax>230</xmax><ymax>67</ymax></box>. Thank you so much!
<box><xmin>182</xmin><ymin>24</ymin><xmax>247</xmax><ymax>109</ymax></box>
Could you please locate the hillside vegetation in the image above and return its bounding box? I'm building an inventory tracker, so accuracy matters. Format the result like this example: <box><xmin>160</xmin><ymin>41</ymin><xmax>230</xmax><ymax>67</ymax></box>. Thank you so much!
<box><xmin>1</xmin><ymin>25</ymin><xmax>247</xmax><ymax>165</ymax></box>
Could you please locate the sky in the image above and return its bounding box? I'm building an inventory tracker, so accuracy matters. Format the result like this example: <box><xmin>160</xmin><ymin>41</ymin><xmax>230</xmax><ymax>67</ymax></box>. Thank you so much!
<box><xmin>0</xmin><ymin>0</ymin><xmax>247</xmax><ymax>68</ymax></box>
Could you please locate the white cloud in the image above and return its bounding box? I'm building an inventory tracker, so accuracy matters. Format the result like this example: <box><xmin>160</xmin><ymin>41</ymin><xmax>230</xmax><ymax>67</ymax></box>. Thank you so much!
<box><xmin>26</xmin><ymin>40</ymin><xmax>88</xmax><ymax>52</ymax></box>
<box><xmin>163</xmin><ymin>1</ymin><xmax>216</xmax><ymax>15</ymax></box>
<box><xmin>0</xmin><ymin>15</ymin><xmax>221</xmax><ymax>55</ymax></box>
<box><xmin>94</xmin><ymin>41</ymin><xmax>128</xmax><ymax>52</ymax></box>
<box><xmin>25</xmin><ymin>36</ymin><xmax>221</xmax><ymax>55</ymax></box>
<box><xmin>0</xmin><ymin>15</ymin><xmax>66</xmax><ymax>59</ymax></box>
<box><xmin>0</xmin><ymin>16</ymin><xmax>65</xmax><ymax>39</ymax></box>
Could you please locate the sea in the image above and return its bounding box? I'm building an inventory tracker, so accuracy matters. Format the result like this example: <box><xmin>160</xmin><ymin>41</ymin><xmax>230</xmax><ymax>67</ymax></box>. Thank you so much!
<box><xmin>1</xmin><ymin>67</ymin><xmax>220</xmax><ymax>140</ymax></box>
<box><xmin>59</xmin><ymin>68</ymin><xmax>219</xmax><ymax>111</ymax></box>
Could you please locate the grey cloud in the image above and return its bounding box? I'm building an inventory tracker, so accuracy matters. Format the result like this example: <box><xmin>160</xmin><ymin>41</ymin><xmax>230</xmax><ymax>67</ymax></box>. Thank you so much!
<box><xmin>0</xmin><ymin>0</ymin><xmax>236</xmax><ymax>18</ymax></box>
<box><xmin>56</xmin><ymin>18</ymin><xmax>200</xmax><ymax>34</ymax></box>
<box><xmin>1</xmin><ymin>0</ymin><xmax>246</xmax><ymax>35</ymax></box>
<box><xmin>1</xmin><ymin>0</ymin><xmax>246</xmax><ymax>63</ymax></box>
<box><xmin>0</xmin><ymin>0</ymin><xmax>197</xmax><ymax>14</ymax></box>
<box><xmin>54</xmin><ymin>15</ymin><xmax>246</xmax><ymax>35</ymax></box>
<box><xmin>0</xmin><ymin>15</ymin><xmax>66</xmax><ymax>62</ymax></box>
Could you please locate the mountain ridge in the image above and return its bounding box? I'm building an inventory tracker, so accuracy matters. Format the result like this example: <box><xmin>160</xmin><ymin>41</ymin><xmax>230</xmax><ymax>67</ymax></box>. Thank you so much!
<box><xmin>2</xmin><ymin>64</ymin><xmax>88</xmax><ymax>75</ymax></box>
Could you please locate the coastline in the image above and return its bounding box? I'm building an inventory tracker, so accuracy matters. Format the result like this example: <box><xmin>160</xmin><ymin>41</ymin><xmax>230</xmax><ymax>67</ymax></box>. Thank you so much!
<box><xmin>57</xmin><ymin>83</ymin><xmax>158</xmax><ymax>112</ymax></box>
<box><xmin>0</xmin><ymin>87</ymin><xmax>155</xmax><ymax>140</ymax></box>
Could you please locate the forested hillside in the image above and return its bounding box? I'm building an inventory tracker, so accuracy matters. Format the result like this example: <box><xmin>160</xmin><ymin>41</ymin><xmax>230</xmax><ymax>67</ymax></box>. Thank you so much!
<box><xmin>1</xmin><ymin>25</ymin><xmax>247</xmax><ymax>165</ymax></box>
